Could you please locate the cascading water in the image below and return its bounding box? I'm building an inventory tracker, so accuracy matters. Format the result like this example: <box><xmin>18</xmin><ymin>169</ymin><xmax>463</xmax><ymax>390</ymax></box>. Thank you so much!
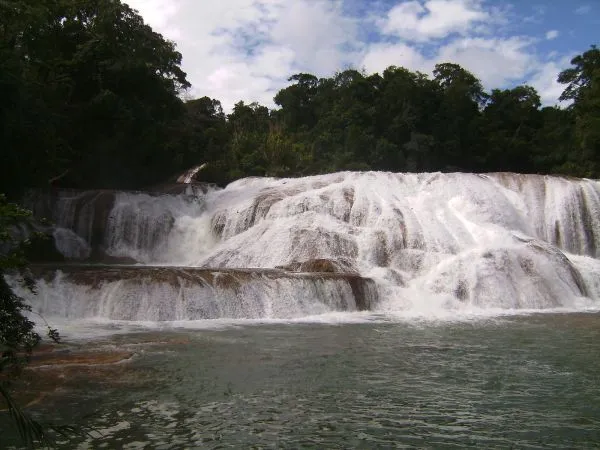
<box><xmin>16</xmin><ymin>267</ymin><xmax>374</xmax><ymax>321</ymax></box>
<box><xmin>103</xmin><ymin>191</ymin><xmax>211</xmax><ymax>263</ymax></box>
<box><xmin>15</xmin><ymin>172</ymin><xmax>600</xmax><ymax>321</ymax></box>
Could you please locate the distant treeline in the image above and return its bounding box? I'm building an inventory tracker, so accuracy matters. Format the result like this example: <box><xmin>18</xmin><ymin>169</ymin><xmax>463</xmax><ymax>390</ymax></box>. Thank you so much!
<box><xmin>2</xmin><ymin>0</ymin><xmax>599</xmax><ymax>195</ymax></box>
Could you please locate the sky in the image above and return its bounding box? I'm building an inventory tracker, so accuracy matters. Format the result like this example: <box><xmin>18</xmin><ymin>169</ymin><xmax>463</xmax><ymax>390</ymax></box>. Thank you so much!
<box><xmin>125</xmin><ymin>0</ymin><xmax>599</xmax><ymax>111</ymax></box>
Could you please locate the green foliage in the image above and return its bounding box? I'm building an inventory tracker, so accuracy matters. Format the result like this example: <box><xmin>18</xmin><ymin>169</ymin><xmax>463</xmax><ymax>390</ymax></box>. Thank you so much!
<box><xmin>0</xmin><ymin>194</ymin><xmax>62</xmax><ymax>447</ymax></box>
<box><xmin>558</xmin><ymin>46</ymin><xmax>600</xmax><ymax>177</ymax></box>
<box><xmin>2</xmin><ymin>1</ymin><xmax>598</xmax><ymax>191</ymax></box>
<box><xmin>558</xmin><ymin>45</ymin><xmax>600</xmax><ymax>103</ymax></box>
<box><xmin>0</xmin><ymin>0</ymin><xmax>191</xmax><ymax>194</ymax></box>
<box><xmin>203</xmin><ymin>48</ymin><xmax>600</xmax><ymax>180</ymax></box>
<box><xmin>1</xmin><ymin>0</ymin><xmax>598</xmax><ymax>193</ymax></box>
<box><xmin>477</xmin><ymin>86</ymin><xmax>542</xmax><ymax>172</ymax></box>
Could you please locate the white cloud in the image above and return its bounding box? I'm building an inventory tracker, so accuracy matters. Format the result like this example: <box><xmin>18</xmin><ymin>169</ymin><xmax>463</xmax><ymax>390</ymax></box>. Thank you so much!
<box><xmin>528</xmin><ymin>58</ymin><xmax>571</xmax><ymax>106</ymax></box>
<box><xmin>575</xmin><ymin>5</ymin><xmax>591</xmax><ymax>15</ymax></box>
<box><xmin>362</xmin><ymin>42</ymin><xmax>429</xmax><ymax>74</ymax></box>
<box><xmin>437</xmin><ymin>37</ymin><xmax>537</xmax><ymax>86</ymax></box>
<box><xmin>125</xmin><ymin>0</ymin><xmax>360</xmax><ymax>111</ymax></box>
<box><xmin>545</xmin><ymin>30</ymin><xmax>559</xmax><ymax>40</ymax></box>
<box><xmin>362</xmin><ymin>36</ymin><xmax>537</xmax><ymax>90</ymax></box>
<box><xmin>125</xmin><ymin>0</ymin><xmax>571</xmax><ymax>109</ymax></box>
<box><xmin>381</xmin><ymin>0</ymin><xmax>490</xmax><ymax>42</ymax></box>
<box><xmin>523</xmin><ymin>5</ymin><xmax>547</xmax><ymax>24</ymax></box>
<box><xmin>125</xmin><ymin>0</ymin><xmax>181</xmax><ymax>35</ymax></box>
<box><xmin>269</xmin><ymin>1</ymin><xmax>360</xmax><ymax>74</ymax></box>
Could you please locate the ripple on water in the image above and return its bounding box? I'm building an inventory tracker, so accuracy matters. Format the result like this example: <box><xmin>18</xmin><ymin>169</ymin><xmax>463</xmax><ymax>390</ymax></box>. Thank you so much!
<box><xmin>3</xmin><ymin>314</ymin><xmax>600</xmax><ymax>448</ymax></box>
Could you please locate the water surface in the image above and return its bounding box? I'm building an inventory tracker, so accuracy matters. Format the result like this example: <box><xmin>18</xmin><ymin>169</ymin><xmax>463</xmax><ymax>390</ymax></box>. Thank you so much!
<box><xmin>2</xmin><ymin>313</ymin><xmax>600</xmax><ymax>448</ymax></box>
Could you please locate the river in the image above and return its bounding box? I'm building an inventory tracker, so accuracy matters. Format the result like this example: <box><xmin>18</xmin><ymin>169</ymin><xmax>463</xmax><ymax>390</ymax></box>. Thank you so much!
<box><xmin>3</xmin><ymin>313</ymin><xmax>600</xmax><ymax>448</ymax></box>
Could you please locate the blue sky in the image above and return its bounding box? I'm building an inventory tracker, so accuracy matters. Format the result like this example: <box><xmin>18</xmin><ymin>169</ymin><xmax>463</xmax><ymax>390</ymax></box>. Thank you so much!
<box><xmin>126</xmin><ymin>0</ymin><xmax>598</xmax><ymax>111</ymax></box>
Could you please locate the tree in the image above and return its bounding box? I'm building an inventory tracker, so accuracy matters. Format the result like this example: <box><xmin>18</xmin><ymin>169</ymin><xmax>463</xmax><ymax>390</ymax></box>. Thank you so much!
<box><xmin>558</xmin><ymin>45</ymin><xmax>600</xmax><ymax>176</ymax></box>
<box><xmin>433</xmin><ymin>62</ymin><xmax>488</xmax><ymax>107</ymax></box>
<box><xmin>478</xmin><ymin>86</ymin><xmax>542</xmax><ymax>172</ymax></box>
<box><xmin>175</xmin><ymin>97</ymin><xmax>229</xmax><ymax>183</ymax></box>
<box><xmin>532</xmin><ymin>106</ymin><xmax>578</xmax><ymax>175</ymax></box>
<box><xmin>273</xmin><ymin>73</ymin><xmax>319</xmax><ymax>130</ymax></box>
<box><xmin>431</xmin><ymin>63</ymin><xmax>487</xmax><ymax>170</ymax></box>
<box><xmin>0</xmin><ymin>0</ymin><xmax>191</xmax><ymax>193</ymax></box>
<box><xmin>558</xmin><ymin>45</ymin><xmax>600</xmax><ymax>104</ymax></box>
<box><xmin>227</xmin><ymin>101</ymin><xmax>272</xmax><ymax>177</ymax></box>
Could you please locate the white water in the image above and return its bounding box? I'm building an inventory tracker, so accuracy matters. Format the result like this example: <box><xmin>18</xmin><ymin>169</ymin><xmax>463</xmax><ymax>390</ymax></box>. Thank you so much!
<box><xmin>104</xmin><ymin>192</ymin><xmax>210</xmax><ymax>262</ymax></box>
<box><xmin>24</xmin><ymin>172</ymin><xmax>600</xmax><ymax>320</ymax></box>
<box><xmin>17</xmin><ymin>270</ymin><xmax>373</xmax><ymax>321</ymax></box>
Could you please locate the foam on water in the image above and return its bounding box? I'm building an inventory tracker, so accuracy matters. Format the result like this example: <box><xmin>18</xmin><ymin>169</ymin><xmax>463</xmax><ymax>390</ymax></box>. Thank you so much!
<box><xmin>26</xmin><ymin>306</ymin><xmax>600</xmax><ymax>342</ymax></box>
<box><xmin>21</xmin><ymin>172</ymin><xmax>600</xmax><ymax>322</ymax></box>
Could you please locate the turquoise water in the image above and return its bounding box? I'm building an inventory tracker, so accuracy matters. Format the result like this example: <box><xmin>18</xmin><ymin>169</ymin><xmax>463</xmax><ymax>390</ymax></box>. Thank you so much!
<box><xmin>3</xmin><ymin>313</ymin><xmax>600</xmax><ymax>448</ymax></box>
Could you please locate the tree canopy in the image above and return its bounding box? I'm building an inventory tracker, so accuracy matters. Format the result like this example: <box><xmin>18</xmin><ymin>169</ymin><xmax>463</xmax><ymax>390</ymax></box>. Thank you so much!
<box><xmin>1</xmin><ymin>0</ymin><xmax>190</xmax><ymax>194</ymax></box>
<box><xmin>1</xmin><ymin>0</ymin><xmax>598</xmax><ymax>193</ymax></box>
<box><xmin>192</xmin><ymin>53</ymin><xmax>600</xmax><ymax>184</ymax></box>
<box><xmin>558</xmin><ymin>45</ymin><xmax>600</xmax><ymax>176</ymax></box>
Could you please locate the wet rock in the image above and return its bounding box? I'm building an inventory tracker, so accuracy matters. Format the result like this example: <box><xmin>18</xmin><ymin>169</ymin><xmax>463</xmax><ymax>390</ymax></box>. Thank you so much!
<box><xmin>278</xmin><ymin>258</ymin><xmax>356</xmax><ymax>274</ymax></box>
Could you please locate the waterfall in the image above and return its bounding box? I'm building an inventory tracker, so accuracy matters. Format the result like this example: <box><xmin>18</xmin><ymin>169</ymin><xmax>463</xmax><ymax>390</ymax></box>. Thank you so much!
<box><xmin>15</xmin><ymin>267</ymin><xmax>375</xmax><ymax>320</ymax></box>
<box><xmin>103</xmin><ymin>192</ymin><xmax>210</xmax><ymax>263</ymax></box>
<box><xmin>17</xmin><ymin>172</ymin><xmax>600</xmax><ymax>320</ymax></box>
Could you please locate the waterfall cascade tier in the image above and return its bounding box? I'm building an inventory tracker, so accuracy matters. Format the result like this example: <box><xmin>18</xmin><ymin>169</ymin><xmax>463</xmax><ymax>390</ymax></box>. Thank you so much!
<box><xmin>19</xmin><ymin>265</ymin><xmax>374</xmax><ymax>320</ymax></box>
<box><xmin>18</xmin><ymin>172</ymin><xmax>600</xmax><ymax>319</ymax></box>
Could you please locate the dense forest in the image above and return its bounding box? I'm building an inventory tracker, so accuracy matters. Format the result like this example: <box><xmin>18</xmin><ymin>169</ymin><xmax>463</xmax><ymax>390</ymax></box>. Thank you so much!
<box><xmin>1</xmin><ymin>0</ymin><xmax>600</xmax><ymax>198</ymax></box>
